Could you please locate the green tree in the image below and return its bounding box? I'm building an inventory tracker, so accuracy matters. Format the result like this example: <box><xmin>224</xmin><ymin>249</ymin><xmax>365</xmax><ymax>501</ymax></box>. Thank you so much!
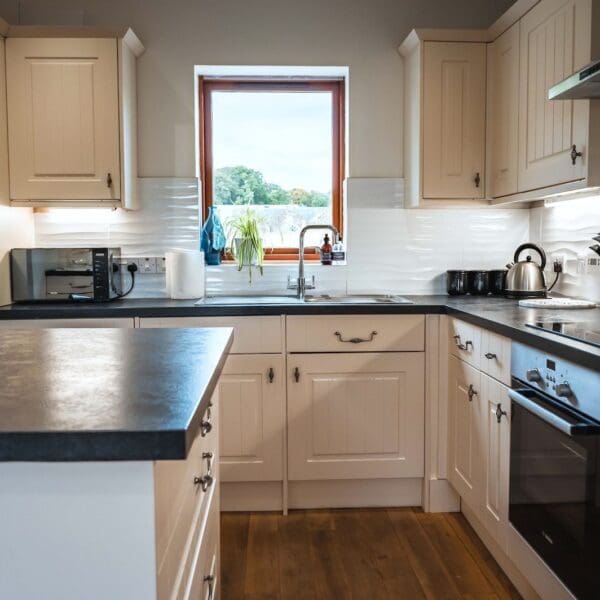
<box><xmin>213</xmin><ymin>165</ymin><xmax>330</xmax><ymax>207</ymax></box>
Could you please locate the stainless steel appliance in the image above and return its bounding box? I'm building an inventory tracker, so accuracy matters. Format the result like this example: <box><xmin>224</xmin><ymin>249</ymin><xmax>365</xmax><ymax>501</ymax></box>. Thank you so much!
<box><xmin>526</xmin><ymin>320</ymin><xmax>600</xmax><ymax>348</ymax></box>
<box><xmin>505</xmin><ymin>243</ymin><xmax>548</xmax><ymax>299</ymax></box>
<box><xmin>548</xmin><ymin>59</ymin><xmax>600</xmax><ymax>100</ymax></box>
<box><xmin>10</xmin><ymin>248</ymin><xmax>124</xmax><ymax>302</ymax></box>
<box><xmin>509</xmin><ymin>342</ymin><xmax>600</xmax><ymax>599</ymax></box>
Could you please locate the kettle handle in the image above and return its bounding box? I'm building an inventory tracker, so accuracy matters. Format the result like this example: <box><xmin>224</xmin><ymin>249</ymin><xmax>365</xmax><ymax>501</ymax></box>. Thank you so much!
<box><xmin>514</xmin><ymin>243</ymin><xmax>546</xmax><ymax>270</ymax></box>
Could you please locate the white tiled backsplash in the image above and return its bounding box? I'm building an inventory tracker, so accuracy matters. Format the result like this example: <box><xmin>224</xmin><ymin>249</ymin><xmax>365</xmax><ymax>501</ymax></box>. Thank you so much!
<box><xmin>530</xmin><ymin>197</ymin><xmax>600</xmax><ymax>303</ymax></box>
<box><xmin>37</xmin><ymin>176</ymin><xmax>600</xmax><ymax>300</ymax></box>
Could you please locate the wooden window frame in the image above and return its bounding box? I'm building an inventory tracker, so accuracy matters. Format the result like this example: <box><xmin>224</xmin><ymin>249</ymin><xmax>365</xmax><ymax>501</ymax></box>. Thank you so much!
<box><xmin>198</xmin><ymin>77</ymin><xmax>345</xmax><ymax>259</ymax></box>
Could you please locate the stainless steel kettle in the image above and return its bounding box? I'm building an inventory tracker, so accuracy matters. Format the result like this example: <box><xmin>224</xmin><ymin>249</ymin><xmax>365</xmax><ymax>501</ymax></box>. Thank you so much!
<box><xmin>505</xmin><ymin>243</ymin><xmax>547</xmax><ymax>298</ymax></box>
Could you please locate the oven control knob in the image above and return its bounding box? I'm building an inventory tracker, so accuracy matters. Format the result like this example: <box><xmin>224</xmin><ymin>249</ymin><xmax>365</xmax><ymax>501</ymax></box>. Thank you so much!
<box><xmin>555</xmin><ymin>382</ymin><xmax>573</xmax><ymax>398</ymax></box>
<box><xmin>526</xmin><ymin>368</ymin><xmax>543</xmax><ymax>383</ymax></box>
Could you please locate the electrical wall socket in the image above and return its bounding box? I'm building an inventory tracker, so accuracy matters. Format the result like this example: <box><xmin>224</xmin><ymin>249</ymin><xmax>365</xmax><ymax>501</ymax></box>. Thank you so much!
<box><xmin>586</xmin><ymin>256</ymin><xmax>600</xmax><ymax>274</ymax></box>
<box><xmin>551</xmin><ymin>253</ymin><xmax>566</xmax><ymax>269</ymax></box>
<box><xmin>138</xmin><ymin>257</ymin><xmax>157</xmax><ymax>274</ymax></box>
<box><xmin>157</xmin><ymin>257</ymin><xmax>167</xmax><ymax>273</ymax></box>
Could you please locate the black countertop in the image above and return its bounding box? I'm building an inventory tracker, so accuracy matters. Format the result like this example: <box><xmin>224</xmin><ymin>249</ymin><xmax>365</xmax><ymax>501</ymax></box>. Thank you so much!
<box><xmin>0</xmin><ymin>295</ymin><xmax>598</xmax><ymax>369</ymax></box>
<box><xmin>0</xmin><ymin>327</ymin><xmax>233</xmax><ymax>461</ymax></box>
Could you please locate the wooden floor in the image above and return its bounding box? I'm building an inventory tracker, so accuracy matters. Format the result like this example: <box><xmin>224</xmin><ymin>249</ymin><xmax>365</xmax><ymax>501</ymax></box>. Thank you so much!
<box><xmin>221</xmin><ymin>508</ymin><xmax>522</xmax><ymax>600</ymax></box>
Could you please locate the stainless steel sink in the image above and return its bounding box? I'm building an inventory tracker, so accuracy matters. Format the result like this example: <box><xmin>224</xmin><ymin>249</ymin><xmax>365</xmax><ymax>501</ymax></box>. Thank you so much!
<box><xmin>196</xmin><ymin>294</ymin><xmax>413</xmax><ymax>305</ymax></box>
<box><xmin>303</xmin><ymin>294</ymin><xmax>413</xmax><ymax>304</ymax></box>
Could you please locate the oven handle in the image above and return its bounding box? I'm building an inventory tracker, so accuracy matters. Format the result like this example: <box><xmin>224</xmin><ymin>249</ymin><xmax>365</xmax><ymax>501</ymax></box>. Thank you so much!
<box><xmin>508</xmin><ymin>388</ymin><xmax>599</xmax><ymax>437</ymax></box>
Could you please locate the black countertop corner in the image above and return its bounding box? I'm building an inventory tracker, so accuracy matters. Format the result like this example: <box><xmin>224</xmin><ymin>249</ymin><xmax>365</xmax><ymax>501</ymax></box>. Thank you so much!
<box><xmin>0</xmin><ymin>327</ymin><xmax>233</xmax><ymax>462</ymax></box>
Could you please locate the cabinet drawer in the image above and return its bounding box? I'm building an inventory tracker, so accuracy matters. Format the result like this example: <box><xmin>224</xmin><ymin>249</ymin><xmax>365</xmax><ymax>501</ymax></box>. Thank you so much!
<box><xmin>481</xmin><ymin>330</ymin><xmax>511</xmax><ymax>385</ymax></box>
<box><xmin>448</xmin><ymin>318</ymin><xmax>482</xmax><ymax>368</ymax></box>
<box><xmin>286</xmin><ymin>315</ymin><xmax>425</xmax><ymax>352</ymax></box>
<box><xmin>140</xmin><ymin>316</ymin><xmax>282</xmax><ymax>354</ymax></box>
<box><xmin>183</xmin><ymin>496</ymin><xmax>219</xmax><ymax>600</ymax></box>
<box><xmin>155</xmin><ymin>398</ymin><xmax>218</xmax><ymax>599</ymax></box>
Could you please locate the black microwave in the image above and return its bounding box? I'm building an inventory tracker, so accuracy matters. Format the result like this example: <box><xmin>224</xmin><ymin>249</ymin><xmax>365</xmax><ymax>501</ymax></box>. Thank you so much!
<box><xmin>10</xmin><ymin>248</ymin><xmax>123</xmax><ymax>302</ymax></box>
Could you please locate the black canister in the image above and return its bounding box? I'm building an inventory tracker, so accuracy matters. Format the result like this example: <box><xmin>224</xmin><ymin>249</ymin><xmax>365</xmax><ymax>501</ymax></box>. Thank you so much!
<box><xmin>489</xmin><ymin>269</ymin><xmax>508</xmax><ymax>295</ymax></box>
<box><xmin>468</xmin><ymin>270</ymin><xmax>490</xmax><ymax>295</ymax></box>
<box><xmin>446</xmin><ymin>270</ymin><xmax>469</xmax><ymax>295</ymax></box>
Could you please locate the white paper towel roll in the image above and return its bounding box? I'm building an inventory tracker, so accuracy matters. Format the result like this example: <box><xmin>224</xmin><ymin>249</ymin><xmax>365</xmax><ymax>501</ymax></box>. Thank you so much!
<box><xmin>165</xmin><ymin>251</ymin><xmax>206</xmax><ymax>299</ymax></box>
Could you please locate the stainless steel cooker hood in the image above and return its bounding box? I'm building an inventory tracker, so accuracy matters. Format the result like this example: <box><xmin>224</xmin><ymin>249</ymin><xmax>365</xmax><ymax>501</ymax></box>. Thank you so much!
<box><xmin>549</xmin><ymin>60</ymin><xmax>600</xmax><ymax>100</ymax></box>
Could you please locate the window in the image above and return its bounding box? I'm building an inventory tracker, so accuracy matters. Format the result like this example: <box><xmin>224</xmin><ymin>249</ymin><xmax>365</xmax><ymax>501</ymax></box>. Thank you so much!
<box><xmin>199</xmin><ymin>78</ymin><xmax>344</xmax><ymax>259</ymax></box>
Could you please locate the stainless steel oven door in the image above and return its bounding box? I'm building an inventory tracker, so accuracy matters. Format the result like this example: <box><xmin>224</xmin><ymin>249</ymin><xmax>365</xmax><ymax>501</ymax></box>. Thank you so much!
<box><xmin>509</xmin><ymin>382</ymin><xmax>600</xmax><ymax>600</ymax></box>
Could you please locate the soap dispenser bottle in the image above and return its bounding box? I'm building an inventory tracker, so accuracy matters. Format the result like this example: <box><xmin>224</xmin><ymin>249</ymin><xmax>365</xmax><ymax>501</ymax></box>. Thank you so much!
<box><xmin>320</xmin><ymin>234</ymin><xmax>332</xmax><ymax>265</ymax></box>
<box><xmin>332</xmin><ymin>237</ymin><xmax>346</xmax><ymax>265</ymax></box>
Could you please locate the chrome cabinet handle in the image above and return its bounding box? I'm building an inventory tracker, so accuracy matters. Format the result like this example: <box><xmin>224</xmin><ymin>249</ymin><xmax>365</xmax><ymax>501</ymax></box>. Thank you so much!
<box><xmin>200</xmin><ymin>402</ymin><xmax>213</xmax><ymax>437</ymax></box>
<box><xmin>570</xmin><ymin>144</ymin><xmax>583</xmax><ymax>165</ymax></box>
<box><xmin>194</xmin><ymin>452</ymin><xmax>214</xmax><ymax>492</ymax></box>
<box><xmin>454</xmin><ymin>335</ymin><xmax>473</xmax><ymax>351</ymax></box>
<box><xmin>468</xmin><ymin>384</ymin><xmax>478</xmax><ymax>402</ymax></box>
<box><xmin>268</xmin><ymin>367</ymin><xmax>274</xmax><ymax>383</ymax></box>
<box><xmin>495</xmin><ymin>403</ymin><xmax>507</xmax><ymax>424</ymax></box>
<box><xmin>484</xmin><ymin>352</ymin><xmax>497</xmax><ymax>360</ymax></box>
<box><xmin>204</xmin><ymin>574</ymin><xmax>215</xmax><ymax>600</ymax></box>
<box><xmin>293</xmin><ymin>367</ymin><xmax>300</xmax><ymax>383</ymax></box>
<box><xmin>334</xmin><ymin>330</ymin><xmax>377</xmax><ymax>344</ymax></box>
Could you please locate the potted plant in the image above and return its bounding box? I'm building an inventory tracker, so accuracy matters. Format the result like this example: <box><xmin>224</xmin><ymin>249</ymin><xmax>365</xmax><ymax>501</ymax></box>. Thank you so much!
<box><xmin>226</xmin><ymin>208</ymin><xmax>265</xmax><ymax>282</ymax></box>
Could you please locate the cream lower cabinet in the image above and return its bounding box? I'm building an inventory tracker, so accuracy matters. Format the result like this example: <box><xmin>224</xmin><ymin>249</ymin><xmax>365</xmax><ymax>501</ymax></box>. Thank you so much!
<box><xmin>218</xmin><ymin>354</ymin><xmax>284</xmax><ymax>482</ymax></box>
<box><xmin>448</xmin><ymin>346</ymin><xmax>511</xmax><ymax>550</ymax></box>
<box><xmin>139</xmin><ymin>316</ymin><xmax>285</xmax><ymax>486</ymax></box>
<box><xmin>287</xmin><ymin>352</ymin><xmax>425</xmax><ymax>480</ymax></box>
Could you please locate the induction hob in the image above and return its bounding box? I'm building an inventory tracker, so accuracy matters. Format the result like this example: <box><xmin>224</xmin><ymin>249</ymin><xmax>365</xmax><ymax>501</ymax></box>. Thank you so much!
<box><xmin>526</xmin><ymin>320</ymin><xmax>600</xmax><ymax>348</ymax></box>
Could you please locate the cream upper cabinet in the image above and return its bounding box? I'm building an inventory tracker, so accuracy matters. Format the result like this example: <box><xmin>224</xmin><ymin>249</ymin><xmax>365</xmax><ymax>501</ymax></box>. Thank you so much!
<box><xmin>517</xmin><ymin>0</ymin><xmax>592</xmax><ymax>192</ymax></box>
<box><xmin>422</xmin><ymin>42</ymin><xmax>487</xmax><ymax>200</ymax></box>
<box><xmin>5</xmin><ymin>31</ymin><xmax>143</xmax><ymax>208</ymax></box>
<box><xmin>487</xmin><ymin>21</ymin><xmax>520</xmax><ymax>198</ymax></box>
<box><xmin>400</xmin><ymin>32</ymin><xmax>487</xmax><ymax>206</ymax></box>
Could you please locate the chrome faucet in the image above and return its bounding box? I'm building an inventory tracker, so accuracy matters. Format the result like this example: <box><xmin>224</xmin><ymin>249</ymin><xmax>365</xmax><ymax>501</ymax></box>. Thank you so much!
<box><xmin>288</xmin><ymin>224</ymin><xmax>340</xmax><ymax>300</ymax></box>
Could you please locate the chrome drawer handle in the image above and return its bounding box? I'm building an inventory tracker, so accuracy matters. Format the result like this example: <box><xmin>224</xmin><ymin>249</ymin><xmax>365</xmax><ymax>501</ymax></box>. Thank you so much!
<box><xmin>484</xmin><ymin>352</ymin><xmax>497</xmax><ymax>360</ymax></box>
<box><xmin>334</xmin><ymin>330</ymin><xmax>377</xmax><ymax>344</ymax></box>
<box><xmin>200</xmin><ymin>402</ymin><xmax>213</xmax><ymax>437</ymax></box>
<box><xmin>468</xmin><ymin>384</ymin><xmax>478</xmax><ymax>402</ymax></box>
<box><xmin>495</xmin><ymin>403</ymin><xmax>507</xmax><ymax>424</ymax></box>
<box><xmin>194</xmin><ymin>452</ymin><xmax>214</xmax><ymax>492</ymax></box>
<box><xmin>204</xmin><ymin>574</ymin><xmax>215</xmax><ymax>600</ymax></box>
<box><xmin>454</xmin><ymin>335</ymin><xmax>473</xmax><ymax>351</ymax></box>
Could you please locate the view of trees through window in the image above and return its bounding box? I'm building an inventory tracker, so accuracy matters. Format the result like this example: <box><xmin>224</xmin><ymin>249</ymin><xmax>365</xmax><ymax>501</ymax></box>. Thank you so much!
<box><xmin>208</xmin><ymin>88</ymin><xmax>337</xmax><ymax>248</ymax></box>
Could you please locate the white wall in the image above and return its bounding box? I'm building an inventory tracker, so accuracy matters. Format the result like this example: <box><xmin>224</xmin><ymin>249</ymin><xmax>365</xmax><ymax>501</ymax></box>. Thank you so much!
<box><xmin>0</xmin><ymin>0</ymin><xmax>516</xmax><ymax>178</ymax></box>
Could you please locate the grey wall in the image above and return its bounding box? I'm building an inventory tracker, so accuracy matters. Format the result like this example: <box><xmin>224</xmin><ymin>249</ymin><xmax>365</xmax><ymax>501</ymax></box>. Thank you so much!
<box><xmin>0</xmin><ymin>0</ymin><xmax>515</xmax><ymax>178</ymax></box>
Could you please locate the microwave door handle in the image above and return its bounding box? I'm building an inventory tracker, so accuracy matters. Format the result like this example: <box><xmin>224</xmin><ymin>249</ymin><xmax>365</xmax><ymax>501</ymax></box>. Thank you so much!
<box><xmin>508</xmin><ymin>389</ymin><xmax>599</xmax><ymax>437</ymax></box>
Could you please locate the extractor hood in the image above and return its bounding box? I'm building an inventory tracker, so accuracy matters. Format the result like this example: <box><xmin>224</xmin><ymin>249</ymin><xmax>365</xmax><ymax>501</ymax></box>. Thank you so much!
<box><xmin>549</xmin><ymin>60</ymin><xmax>600</xmax><ymax>100</ymax></box>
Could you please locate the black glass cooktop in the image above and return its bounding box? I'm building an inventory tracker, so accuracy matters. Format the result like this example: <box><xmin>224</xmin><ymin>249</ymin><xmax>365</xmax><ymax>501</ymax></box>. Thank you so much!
<box><xmin>526</xmin><ymin>321</ymin><xmax>600</xmax><ymax>348</ymax></box>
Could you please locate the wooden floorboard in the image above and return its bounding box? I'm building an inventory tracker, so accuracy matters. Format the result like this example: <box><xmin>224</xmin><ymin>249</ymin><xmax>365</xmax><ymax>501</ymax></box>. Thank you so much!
<box><xmin>220</xmin><ymin>508</ymin><xmax>522</xmax><ymax>600</ymax></box>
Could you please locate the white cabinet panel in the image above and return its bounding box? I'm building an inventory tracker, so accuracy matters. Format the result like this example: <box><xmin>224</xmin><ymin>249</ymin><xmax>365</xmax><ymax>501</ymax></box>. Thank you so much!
<box><xmin>480</xmin><ymin>374</ymin><xmax>511</xmax><ymax>550</ymax></box>
<box><xmin>0</xmin><ymin>318</ymin><xmax>134</xmax><ymax>328</ymax></box>
<box><xmin>287</xmin><ymin>352</ymin><xmax>424</xmax><ymax>481</ymax></box>
<box><xmin>6</xmin><ymin>38</ymin><xmax>121</xmax><ymax>201</ymax></box>
<box><xmin>140</xmin><ymin>316</ymin><xmax>282</xmax><ymax>354</ymax></box>
<box><xmin>488</xmin><ymin>21</ymin><xmax>520</xmax><ymax>198</ymax></box>
<box><xmin>422</xmin><ymin>42</ymin><xmax>487</xmax><ymax>199</ymax></box>
<box><xmin>218</xmin><ymin>354</ymin><xmax>284</xmax><ymax>482</ymax></box>
<box><xmin>518</xmin><ymin>0</ymin><xmax>591</xmax><ymax>191</ymax></box>
<box><xmin>448</xmin><ymin>355</ymin><xmax>482</xmax><ymax>509</ymax></box>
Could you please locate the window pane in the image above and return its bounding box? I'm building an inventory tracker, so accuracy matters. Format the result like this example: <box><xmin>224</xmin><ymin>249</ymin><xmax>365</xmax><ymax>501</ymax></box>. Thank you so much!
<box><xmin>211</xmin><ymin>91</ymin><xmax>333</xmax><ymax>248</ymax></box>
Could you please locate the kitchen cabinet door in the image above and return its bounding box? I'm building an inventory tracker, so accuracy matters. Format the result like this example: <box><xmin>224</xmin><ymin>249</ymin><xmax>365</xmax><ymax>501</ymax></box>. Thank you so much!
<box><xmin>480</xmin><ymin>374</ymin><xmax>511</xmax><ymax>550</ymax></box>
<box><xmin>488</xmin><ymin>21</ymin><xmax>520</xmax><ymax>198</ymax></box>
<box><xmin>448</xmin><ymin>355</ymin><xmax>483</xmax><ymax>509</ymax></box>
<box><xmin>287</xmin><ymin>352</ymin><xmax>424</xmax><ymax>481</ymax></box>
<box><xmin>218</xmin><ymin>354</ymin><xmax>284</xmax><ymax>482</ymax></box>
<box><xmin>422</xmin><ymin>42</ymin><xmax>487</xmax><ymax>199</ymax></box>
<box><xmin>517</xmin><ymin>0</ymin><xmax>591</xmax><ymax>192</ymax></box>
<box><xmin>6</xmin><ymin>38</ymin><xmax>121</xmax><ymax>201</ymax></box>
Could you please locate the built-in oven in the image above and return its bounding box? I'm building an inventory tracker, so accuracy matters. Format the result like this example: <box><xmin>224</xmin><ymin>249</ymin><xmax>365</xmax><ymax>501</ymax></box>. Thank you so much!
<box><xmin>509</xmin><ymin>342</ymin><xmax>600</xmax><ymax>600</ymax></box>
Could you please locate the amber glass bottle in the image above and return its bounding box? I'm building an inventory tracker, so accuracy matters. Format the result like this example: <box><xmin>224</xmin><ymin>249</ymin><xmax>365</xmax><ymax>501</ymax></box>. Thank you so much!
<box><xmin>320</xmin><ymin>234</ymin><xmax>332</xmax><ymax>265</ymax></box>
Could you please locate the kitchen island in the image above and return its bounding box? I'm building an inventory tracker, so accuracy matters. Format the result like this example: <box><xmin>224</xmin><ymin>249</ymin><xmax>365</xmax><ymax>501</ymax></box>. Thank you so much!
<box><xmin>0</xmin><ymin>327</ymin><xmax>233</xmax><ymax>599</ymax></box>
